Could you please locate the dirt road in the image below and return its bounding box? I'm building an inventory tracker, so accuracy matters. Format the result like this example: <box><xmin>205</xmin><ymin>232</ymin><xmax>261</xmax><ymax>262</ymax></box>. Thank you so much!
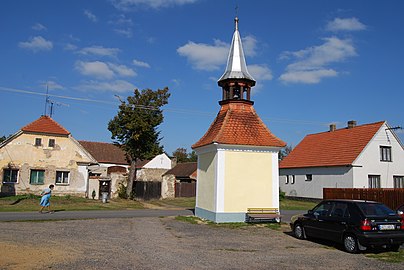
<box><xmin>0</xmin><ymin>217</ymin><xmax>401</xmax><ymax>269</ymax></box>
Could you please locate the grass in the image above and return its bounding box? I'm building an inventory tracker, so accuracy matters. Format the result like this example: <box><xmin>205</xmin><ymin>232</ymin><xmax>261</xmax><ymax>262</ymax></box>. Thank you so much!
<box><xmin>0</xmin><ymin>195</ymin><xmax>316</xmax><ymax>212</ymax></box>
<box><xmin>366</xmin><ymin>249</ymin><xmax>404</xmax><ymax>263</ymax></box>
<box><xmin>0</xmin><ymin>194</ymin><xmax>144</xmax><ymax>212</ymax></box>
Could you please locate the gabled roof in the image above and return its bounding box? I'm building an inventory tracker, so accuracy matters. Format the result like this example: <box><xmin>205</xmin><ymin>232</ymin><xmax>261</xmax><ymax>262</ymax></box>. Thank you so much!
<box><xmin>21</xmin><ymin>115</ymin><xmax>70</xmax><ymax>136</ymax></box>
<box><xmin>192</xmin><ymin>100</ymin><xmax>286</xmax><ymax>149</ymax></box>
<box><xmin>280</xmin><ymin>121</ymin><xmax>385</xmax><ymax>169</ymax></box>
<box><xmin>164</xmin><ymin>162</ymin><xmax>197</xmax><ymax>178</ymax></box>
<box><xmin>78</xmin><ymin>141</ymin><xmax>129</xmax><ymax>165</ymax></box>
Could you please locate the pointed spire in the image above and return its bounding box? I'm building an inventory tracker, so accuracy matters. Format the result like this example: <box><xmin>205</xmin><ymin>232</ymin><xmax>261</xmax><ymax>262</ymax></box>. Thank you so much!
<box><xmin>218</xmin><ymin>17</ymin><xmax>255</xmax><ymax>86</ymax></box>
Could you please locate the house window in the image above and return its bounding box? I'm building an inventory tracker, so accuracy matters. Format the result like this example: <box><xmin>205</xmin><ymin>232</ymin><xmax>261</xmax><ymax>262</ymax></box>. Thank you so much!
<box><xmin>368</xmin><ymin>175</ymin><xmax>381</xmax><ymax>188</ymax></box>
<box><xmin>380</xmin><ymin>146</ymin><xmax>392</xmax><ymax>162</ymax></box>
<box><xmin>30</xmin><ymin>169</ymin><xmax>45</xmax><ymax>184</ymax></box>
<box><xmin>56</xmin><ymin>171</ymin><xmax>69</xmax><ymax>184</ymax></box>
<box><xmin>48</xmin><ymin>139</ymin><xmax>55</xmax><ymax>147</ymax></box>
<box><xmin>291</xmin><ymin>175</ymin><xmax>295</xmax><ymax>184</ymax></box>
<box><xmin>305</xmin><ymin>174</ymin><xmax>312</xmax><ymax>181</ymax></box>
<box><xmin>394</xmin><ymin>176</ymin><xmax>404</xmax><ymax>188</ymax></box>
<box><xmin>35</xmin><ymin>138</ymin><xmax>42</xmax><ymax>146</ymax></box>
<box><xmin>3</xmin><ymin>169</ymin><xmax>19</xmax><ymax>183</ymax></box>
<box><xmin>285</xmin><ymin>175</ymin><xmax>289</xmax><ymax>184</ymax></box>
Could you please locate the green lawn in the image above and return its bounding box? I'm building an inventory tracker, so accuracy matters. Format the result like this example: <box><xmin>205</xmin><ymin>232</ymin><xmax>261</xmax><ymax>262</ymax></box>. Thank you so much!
<box><xmin>0</xmin><ymin>195</ymin><xmax>316</xmax><ymax>212</ymax></box>
<box><xmin>0</xmin><ymin>194</ymin><xmax>144</xmax><ymax>212</ymax></box>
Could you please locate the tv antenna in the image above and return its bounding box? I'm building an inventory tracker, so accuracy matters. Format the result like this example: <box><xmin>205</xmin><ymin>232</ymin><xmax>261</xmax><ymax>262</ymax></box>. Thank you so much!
<box><xmin>43</xmin><ymin>82</ymin><xmax>69</xmax><ymax>118</ymax></box>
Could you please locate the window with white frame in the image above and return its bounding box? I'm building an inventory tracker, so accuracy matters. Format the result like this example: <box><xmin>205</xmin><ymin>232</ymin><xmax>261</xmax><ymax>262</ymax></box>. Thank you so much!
<box><xmin>291</xmin><ymin>175</ymin><xmax>295</xmax><ymax>184</ymax></box>
<box><xmin>3</xmin><ymin>169</ymin><xmax>19</xmax><ymax>183</ymax></box>
<box><xmin>30</xmin><ymin>169</ymin><xmax>45</xmax><ymax>184</ymax></box>
<box><xmin>285</xmin><ymin>175</ymin><xmax>289</xmax><ymax>184</ymax></box>
<box><xmin>305</xmin><ymin>174</ymin><xmax>312</xmax><ymax>181</ymax></box>
<box><xmin>56</xmin><ymin>171</ymin><xmax>69</xmax><ymax>184</ymax></box>
<box><xmin>394</xmin><ymin>176</ymin><xmax>404</xmax><ymax>188</ymax></box>
<box><xmin>380</xmin><ymin>146</ymin><xmax>392</xmax><ymax>162</ymax></box>
<box><xmin>368</xmin><ymin>175</ymin><xmax>381</xmax><ymax>188</ymax></box>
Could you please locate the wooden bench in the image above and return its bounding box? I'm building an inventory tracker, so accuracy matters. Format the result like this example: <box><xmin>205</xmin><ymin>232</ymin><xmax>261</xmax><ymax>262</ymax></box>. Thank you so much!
<box><xmin>246</xmin><ymin>208</ymin><xmax>281</xmax><ymax>223</ymax></box>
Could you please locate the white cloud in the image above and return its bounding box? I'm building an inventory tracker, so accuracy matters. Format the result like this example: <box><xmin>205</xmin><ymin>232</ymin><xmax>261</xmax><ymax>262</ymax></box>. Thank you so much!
<box><xmin>114</xmin><ymin>28</ymin><xmax>133</xmax><ymax>38</ymax></box>
<box><xmin>64</xmin><ymin>43</ymin><xmax>78</xmax><ymax>51</ymax></box>
<box><xmin>18</xmin><ymin>36</ymin><xmax>53</xmax><ymax>52</ymax></box>
<box><xmin>84</xmin><ymin>10</ymin><xmax>98</xmax><ymax>22</ymax></box>
<box><xmin>177</xmin><ymin>39</ymin><xmax>229</xmax><ymax>71</ymax></box>
<box><xmin>111</xmin><ymin>0</ymin><xmax>198</xmax><ymax>10</ymax></box>
<box><xmin>78</xmin><ymin>46</ymin><xmax>120</xmax><ymax>57</ymax></box>
<box><xmin>280</xmin><ymin>69</ymin><xmax>337</xmax><ymax>84</ymax></box>
<box><xmin>108</xmin><ymin>63</ymin><xmax>137</xmax><ymax>77</ymax></box>
<box><xmin>46</xmin><ymin>80</ymin><xmax>64</xmax><ymax>90</ymax></box>
<box><xmin>242</xmin><ymin>35</ymin><xmax>258</xmax><ymax>57</ymax></box>
<box><xmin>326</xmin><ymin>17</ymin><xmax>366</xmax><ymax>32</ymax></box>
<box><xmin>76</xmin><ymin>80</ymin><xmax>135</xmax><ymax>93</ymax></box>
<box><xmin>248</xmin><ymin>64</ymin><xmax>273</xmax><ymax>81</ymax></box>
<box><xmin>75</xmin><ymin>61</ymin><xmax>136</xmax><ymax>79</ymax></box>
<box><xmin>132</xmin><ymin>59</ymin><xmax>150</xmax><ymax>68</ymax></box>
<box><xmin>32</xmin><ymin>23</ymin><xmax>46</xmax><ymax>31</ymax></box>
<box><xmin>279</xmin><ymin>37</ymin><xmax>357</xmax><ymax>84</ymax></box>
<box><xmin>75</xmin><ymin>61</ymin><xmax>115</xmax><ymax>79</ymax></box>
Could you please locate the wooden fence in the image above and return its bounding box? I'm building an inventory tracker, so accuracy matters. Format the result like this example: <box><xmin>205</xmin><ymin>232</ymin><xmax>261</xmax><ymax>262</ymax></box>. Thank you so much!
<box><xmin>323</xmin><ymin>188</ymin><xmax>404</xmax><ymax>210</ymax></box>
<box><xmin>175</xmin><ymin>182</ymin><xmax>196</xmax><ymax>197</ymax></box>
<box><xmin>134</xmin><ymin>181</ymin><xmax>162</xmax><ymax>200</ymax></box>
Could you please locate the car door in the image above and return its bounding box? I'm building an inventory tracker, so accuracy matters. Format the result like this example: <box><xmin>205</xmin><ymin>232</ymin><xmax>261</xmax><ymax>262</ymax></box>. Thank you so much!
<box><xmin>304</xmin><ymin>201</ymin><xmax>333</xmax><ymax>239</ymax></box>
<box><xmin>324</xmin><ymin>202</ymin><xmax>349</xmax><ymax>242</ymax></box>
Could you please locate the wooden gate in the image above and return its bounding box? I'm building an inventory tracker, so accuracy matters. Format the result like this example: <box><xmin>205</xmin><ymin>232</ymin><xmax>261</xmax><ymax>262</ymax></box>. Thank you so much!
<box><xmin>175</xmin><ymin>182</ymin><xmax>196</xmax><ymax>197</ymax></box>
<box><xmin>134</xmin><ymin>181</ymin><xmax>161</xmax><ymax>200</ymax></box>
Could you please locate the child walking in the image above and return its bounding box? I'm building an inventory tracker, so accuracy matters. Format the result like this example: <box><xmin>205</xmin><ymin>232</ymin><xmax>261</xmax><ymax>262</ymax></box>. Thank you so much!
<box><xmin>39</xmin><ymin>184</ymin><xmax>54</xmax><ymax>213</ymax></box>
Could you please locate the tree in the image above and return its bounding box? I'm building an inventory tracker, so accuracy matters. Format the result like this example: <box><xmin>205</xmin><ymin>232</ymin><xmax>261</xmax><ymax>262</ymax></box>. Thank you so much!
<box><xmin>172</xmin><ymin>147</ymin><xmax>188</xmax><ymax>163</ymax></box>
<box><xmin>172</xmin><ymin>148</ymin><xmax>198</xmax><ymax>163</ymax></box>
<box><xmin>279</xmin><ymin>145</ymin><xmax>293</xmax><ymax>160</ymax></box>
<box><xmin>108</xmin><ymin>87</ymin><xmax>170</xmax><ymax>198</ymax></box>
<box><xmin>0</xmin><ymin>135</ymin><xmax>6</xmax><ymax>143</ymax></box>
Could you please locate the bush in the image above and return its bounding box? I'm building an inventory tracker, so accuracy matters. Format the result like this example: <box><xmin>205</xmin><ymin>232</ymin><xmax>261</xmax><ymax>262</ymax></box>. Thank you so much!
<box><xmin>117</xmin><ymin>183</ymin><xmax>128</xmax><ymax>199</ymax></box>
<box><xmin>279</xmin><ymin>188</ymin><xmax>286</xmax><ymax>201</ymax></box>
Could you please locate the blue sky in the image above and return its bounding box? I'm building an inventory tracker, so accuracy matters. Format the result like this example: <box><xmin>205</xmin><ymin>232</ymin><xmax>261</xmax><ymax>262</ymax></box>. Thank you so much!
<box><xmin>1</xmin><ymin>0</ymin><xmax>403</xmax><ymax>155</ymax></box>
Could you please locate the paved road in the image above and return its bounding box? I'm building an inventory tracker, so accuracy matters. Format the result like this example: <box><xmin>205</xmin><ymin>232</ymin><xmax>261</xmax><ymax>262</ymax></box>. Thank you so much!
<box><xmin>0</xmin><ymin>209</ymin><xmax>304</xmax><ymax>222</ymax></box>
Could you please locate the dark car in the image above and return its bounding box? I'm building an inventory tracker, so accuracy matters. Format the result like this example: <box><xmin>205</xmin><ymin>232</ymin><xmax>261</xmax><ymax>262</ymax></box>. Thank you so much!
<box><xmin>397</xmin><ymin>204</ymin><xmax>404</xmax><ymax>218</ymax></box>
<box><xmin>290</xmin><ymin>199</ymin><xmax>404</xmax><ymax>253</ymax></box>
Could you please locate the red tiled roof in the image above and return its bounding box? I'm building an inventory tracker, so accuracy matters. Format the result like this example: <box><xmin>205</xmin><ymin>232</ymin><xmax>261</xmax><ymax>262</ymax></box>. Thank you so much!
<box><xmin>192</xmin><ymin>100</ymin><xmax>286</xmax><ymax>149</ymax></box>
<box><xmin>21</xmin><ymin>115</ymin><xmax>70</xmax><ymax>135</ymax></box>
<box><xmin>279</xmin><ymin>121</ymin><xmax>385</xmax><ymax>169</ymax></box>
<box><xmin>78</xmin><ymin>141</ymin><xmax>130</xmax><ymax>165</ymax></box>
<box><xmin>164</xmin><ymin>162</ymin><xmax>197</xmax><ymax>177</ymax></box>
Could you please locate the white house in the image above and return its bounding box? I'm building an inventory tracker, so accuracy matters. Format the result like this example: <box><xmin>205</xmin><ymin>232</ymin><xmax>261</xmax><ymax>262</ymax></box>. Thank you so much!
<box><xmin>279</xmin><ymin>121</ymin><xmax>404</xmax><ymax>199</ymax></box>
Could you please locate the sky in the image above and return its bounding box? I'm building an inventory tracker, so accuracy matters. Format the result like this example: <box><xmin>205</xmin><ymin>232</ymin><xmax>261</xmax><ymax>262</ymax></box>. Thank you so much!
<box><xmin>1</xmin><ymin>0</ymin><xmax>403</xmax><ymax>155</ymax></box>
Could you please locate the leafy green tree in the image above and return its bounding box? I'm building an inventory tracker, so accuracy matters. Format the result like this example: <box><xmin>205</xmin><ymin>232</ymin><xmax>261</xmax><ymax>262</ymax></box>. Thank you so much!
<box><xmin>108</xmin><ymin>87</ymin><xmax>170</xmax><ymax>198</ymax></box>
<box><xmin>279</xmin><ymin>145</ymin><xmax>293</xmax><ymax>160</ymax></box>
<box><xmin>172</xmin><ymin>148</ymin><xmax>188</xmax><ymax>163</ymax></box>
<box><xmin>172</xmin><ymin>148</ymin><xmax>198</xmax><ymax>163</ymax></box>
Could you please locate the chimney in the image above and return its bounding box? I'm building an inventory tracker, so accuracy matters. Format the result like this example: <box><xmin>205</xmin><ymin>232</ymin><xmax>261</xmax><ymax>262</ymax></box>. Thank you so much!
<box><xmin>329</xmin><ymin>124</ymin><xmax>336</xmax><ymax>132</ymax></box>
<box><xmin>347</xmin><ymin>120</ymin><xmax>357</xmax><ymax>129</ymax></box>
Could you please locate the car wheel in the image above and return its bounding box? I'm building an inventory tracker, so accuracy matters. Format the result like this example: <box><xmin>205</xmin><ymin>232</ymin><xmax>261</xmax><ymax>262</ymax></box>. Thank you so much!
<box><xmin>343</xmin><ymin>234</ymin><xmax>359</xmax><ymax>253</ymax></box>
<box><xmin>293</xmin><ymin>223</ymin><xmax>306</xmax><ymax>240</ymax></box>
<box><xmin>389</xmin><ymin>244</ymin><xmax>400</xmax><ymax>252</ymax></box>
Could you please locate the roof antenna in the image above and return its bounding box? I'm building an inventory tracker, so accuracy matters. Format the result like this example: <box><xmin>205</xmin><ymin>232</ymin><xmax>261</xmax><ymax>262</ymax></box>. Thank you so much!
<box><xmin>44</xmin><ymin>83</ymin><xmax>49</xmax><ymax>116</ymax></box>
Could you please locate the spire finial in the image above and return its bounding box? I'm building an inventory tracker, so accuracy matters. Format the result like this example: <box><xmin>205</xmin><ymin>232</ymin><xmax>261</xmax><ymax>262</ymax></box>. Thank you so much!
<box><xmin>234</xmin><ymin>16</ymin><xmax>239</xmax><ymax>31</ymax></box>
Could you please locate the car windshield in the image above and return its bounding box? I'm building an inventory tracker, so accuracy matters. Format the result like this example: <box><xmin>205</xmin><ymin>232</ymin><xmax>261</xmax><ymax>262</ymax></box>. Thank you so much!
<box><xmin>357</xmin><ymin>202</ymin><xmax>395</xmax><ymax>217</ymax></box>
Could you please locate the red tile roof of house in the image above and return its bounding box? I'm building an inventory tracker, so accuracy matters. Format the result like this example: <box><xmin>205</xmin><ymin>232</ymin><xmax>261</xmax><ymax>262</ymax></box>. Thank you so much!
<box><xmin>78</xmin><ymin>141</ymin><xmax>130</xmax><ymax>165</ymax></box>
<box><xmin>21</xmin><ymin>115</ymin><xmax>70</xmax><ymax>135</ymax></box>
<box><xmin>279</xmin><ymin>121</ymin><xmax>385</xmax><ymax>169</ymax></box>
<box><xmin>164</xmin><ymin>162</ymin><xmax>197</xmax><ymax>178</ymax></box>
<box><xmin>192</xmin><ymin>100</ymin><xmax>286</xmax><ymax>149</ymax></box>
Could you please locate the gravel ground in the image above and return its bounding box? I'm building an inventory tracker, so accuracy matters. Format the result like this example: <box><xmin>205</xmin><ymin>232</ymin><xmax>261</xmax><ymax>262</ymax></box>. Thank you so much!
<box><xmin>0</xmin><ymin>217</ymin><xmax>402</xmax><ymax>270</ymax></box>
